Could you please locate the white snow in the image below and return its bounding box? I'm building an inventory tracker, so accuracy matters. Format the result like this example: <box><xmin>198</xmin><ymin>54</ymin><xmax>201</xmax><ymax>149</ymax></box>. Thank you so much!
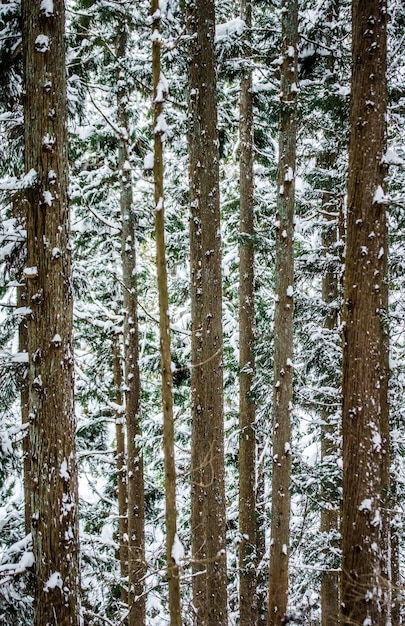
<box><xmin>371</xmin><ymin>509</ymin><xmax>381</xmax><ymax>527</ymax></box>
<box><xmin>171</xmin><ymin>533</ymin><xmax>185</xmax><ymax>565</ymax></box>
<box><xmin>0</xmin><ymin>169</ymin><xmax>37</xmax><ymax>191</ymax></box>
<box><xmin>14</xmin><ymin>307</ymin><xmax>32</xmax><ymax>316</ymax></box>
<box><xmin>15</xmin><ymin>551</ymin><xmax>34</xmax><ymax>574</ymax></box>
<box><xmin>286</xmin><ymin>285</ymin><xmax>294</xmax><ymax>297</ymax></box>
<box><xmin>155</xmin><ymin>197</ymin><xmax>164</xmax><ymax>212</ymax></box>
<box><xmin>24</xmin><ymin>168</ymin><xmax>37</xmax><ymax>186</ymax></box>
<box><xmin>42</xmin><ymin>134</ymin><xmax>56</xmax><ymax>149</ymax></box>
<box><xmin>23</xmin><ymin>266</ymin><xmax>38</xmax><ymax>278</ymax></box>
<box><xmin>373</xmin><ymin>185</ymin><xmax>390</xmax><ymax>204</ymax></box>
<box><xmin>287</xmin><ymin>45</ymin><xmax>295</xmax><ymax>58</ymax></box>
<box><xmin>155</xmin><ymin>72</ymin><xmax>169</xmax><ymax>103</ymax></box>
<box><xmin>358</xmin><ymin>498</ymin><xmax>372</xmax><ymax>512</ymax></box>
<box><xmin>35</xmin><ymin>34</ymin><xmax>50</xmax><ymax>53</ymax></box>
<box><xmin>44</xmin><ymin>571</ymin><xmax>63</xmax><ymax>592</ymax></box>
<box><xmin>43</xmin><ymin>190</ymin><xmax>53</xmax><ymax>206</ymax></box>
<box><xmin>372</xmin><ymin>431</ymin><xmax>382</xmax><ymax>452</ymax></box>
<box><xmin>143</xmin><ymin>152</ymin><xmax>154</xmax><ymax>170</ymax></box>
<box><xmin>285</xmin><ymin>167</ymin><xmax>294</xmax><ymax>182</ymax></box>
<box><xmin>215</xmin><ymin>18</ymin><xmax>245</xmax><ymax>42</ymax></box>
<box><xmin>154</xmin><ymin>113</ymin><xmax>169</xmax><ymax>140</ymax></box>
<box><xmin>282</xmin><ymin>543</ymin><xmax>288</xmax><ymax>555</ymax></box>
<box><xmin>11</xmin><ymin>352</ymin><xmax>29</xmax><ymax>363</ymax></box>
<box><xmin>40</xmin><ymin>0</ymin><xmax>54</xmax><ymax>16</ymax></box>
<box><xmin>382</xmin><ymin>148</ymin><xmax>405</xmax><ymax>166</ymax></box>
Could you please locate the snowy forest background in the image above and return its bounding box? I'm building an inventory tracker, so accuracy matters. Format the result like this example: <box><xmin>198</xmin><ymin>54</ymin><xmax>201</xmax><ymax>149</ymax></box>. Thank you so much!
<box><xmin>0</xmin><ymin>0</ymin><xmax>405</xmax><ymax>625</ymax></box>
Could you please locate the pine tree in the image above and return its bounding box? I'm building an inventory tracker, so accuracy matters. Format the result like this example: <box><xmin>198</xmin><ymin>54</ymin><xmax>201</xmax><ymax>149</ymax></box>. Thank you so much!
<box><xmin>267</xmin><ymin>1</ymin><xmax>298</xmax><ymax>624</ymax></box>
<box><xmin>151</xmin><ymin>1</ymin><xmax>182</xmax><ymax>623</ymax></box>
<box><xmin>115</xmin><ymin>17</ymin><xmax>146</xmax><ymax>626</ymax></box>
<box><xmin>341</xmin><ymin>0</ymin><xmax>390</xmax><ymax>623</ymax></box>
<box><xmin>21</xmin><ymin>0</ymin><xmax>81</xmax><ymax>623</ymax></box>
<box><xmin>186</xmin><ymin>0</ymin><xmax>228</xmax><ymax>623</ymax></box>
<box><xmin>238</xmin><ymin>0</ymin><xmax>258</xmax><ymax>624</ymax></box>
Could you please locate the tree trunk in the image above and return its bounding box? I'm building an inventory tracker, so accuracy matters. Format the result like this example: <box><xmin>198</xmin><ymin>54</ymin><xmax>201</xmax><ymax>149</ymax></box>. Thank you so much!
<box><xmin>116</xmin><ymin>23</ymin><xmax>146</xmax><ymax>626</ymax></box>
<box><xmin>186</xmin><ymin>1</ymin><xmax>228</xmax><ymax>623</ymax></box>
<box><xmin>341</xmin><ymin>1</ymin><xmax>390</xmax><ymax>624</ymax></box>
<box><xmin>267</xmin><ymin>1</ymin><xmax>298</xmax><ymax>624</ymax></box>
<box><xmin>21</xmin><ymin>1</ymin><xmax>81</xmax><ymax>624</ymax></box>
<box><xmin>238</xmin><ymin>0</ymin><xmax>257</xmax><ymax>624</ymax></box>
<box><xmin>112</xmin><ymin>333</ymin><xmax>128</xmax><ymax>604</ymax></box>
<box><xmin>17</xmin><ymin>284</ymin><xmax>31</xmax><ymax>535</ymax></box>
<box><xmin>320</xmin><ymin>194</ymin><xmax>341</xmax><ymax>626</ymax></box>
<box><xmin>319</xmin><ymin>5</ymin><xmax>342</xmax><ymax>623</ymax></box>
<box><xmin>151</xmin><ymin>3</ymin><xmax>182</xmax><ymax>624</ymax></box>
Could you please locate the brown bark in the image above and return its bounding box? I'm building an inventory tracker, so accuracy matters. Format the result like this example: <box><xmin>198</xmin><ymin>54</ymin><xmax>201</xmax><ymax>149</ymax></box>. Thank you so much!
<box><xmin>17</xmin><ymin>284</ymin><xmax>31</xmax><ymax>534</ymax></box>
<box><xmin>115</xmin><ymin>24</ymin><xmax>146</xmax><ymax>626</ymax></box>
<box><xmin>21</xmin><ymin>1</ymin><xmax>81</xmax><ymax>624</ymax></box>
<box><xmin>320</xmin><ymin>196</ymin><xmax>341</xmax><ymax>626</ymax></box>
<box><xmin>112</xmin><ymin>333</ymin><xmax>128</xmax><ymax>603</ymax></box>
<box><xmin>186</xmin><ymin>0</ymin><xmax>228</xmax><ymax>624</ymax></box>
<box><xmin>151</xmin><ymin>3</ymin><xmax>182</xmax><ymax>624</ymax></box>
<box><xmin>319</xmin><ymin>5</ymin><xmax>342</xmax><ymax>623</ymax></box>
<box><xmin>341</xmin><ymin>1</ymin><xmax>390</xmax><ymax>624</ymax></box>
<box><xmin>267</xmin><ymin>1</ymin><xmax>298</xmax><ymax>624</ymax></box>
<box><xmin>238</xmin><ymin>1</ymin><xmax>257</xmax><ymax>624</ymax></box>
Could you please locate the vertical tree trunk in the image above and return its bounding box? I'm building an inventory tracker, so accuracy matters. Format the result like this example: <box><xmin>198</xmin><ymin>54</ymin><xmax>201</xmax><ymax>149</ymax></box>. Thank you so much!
<box><xmin>151</xmin><ymin>3</ymin><xmax>182</xmax><ymax>624</ymax></box>
<box><xmin>112</xmin><ymin>333</ymin><xmax>128</xmax><ymax>604</ymax></box>
<box><xmin>186</xmin><ymin>1</ymin><xmax>228</xmax><ymax>624</ymax></box>
<box><xmin>21</xmin><ymin>1</ymin><xmax>81</xmax><ymax>624</ymax></box>
<box><xmin>238</xmin><ymin>1</ymin><xmax>257</xmax><ymax>624</ymax></box>
<box><xmin>341</xmin><ymin>1</ymin><xmax>390</xmax><ymax>624</ymax></box>
<box><xmin>17</xmin><ymin>284</ymin><xmax>31</xmax><ymax>534</ymax></box>
<box><xmin>320</xmin><ymin>194</ymin><xmax>341</xmax><ymax>626</ymax></box>
<box><xmin>320</xmin><ymin>7</ymin><xmax>342</xmax><ymax>620</ymax></box>
<box><xmin>256</xmin><ymin>438</ymin><xmax>267</xmax><ymax>626</ymax></box>
<box><xmin>267</xmin><ymin>1</ymin><xmax>298</xmax><ymax>624</ymax></box>
<box><xmin>116</xmin><ymin>23</ymin><xmax>146</xmax><ymax>626</ymax></box>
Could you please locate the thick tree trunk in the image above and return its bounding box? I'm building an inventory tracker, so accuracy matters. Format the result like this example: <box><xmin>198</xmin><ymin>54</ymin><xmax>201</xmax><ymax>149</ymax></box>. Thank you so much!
<box><xmin>238</xmin><ymin>1</ymin><xmax>257</xmax><ymax>624</ymax></box>
<box><xmin>186</xmin><ymin>1</ymin><xmax>228</xmax><ymax>624</ymax></box>
<box><xmin>21</xmin><ymin>1</ymin><xmax>81</xmax><ymax>624</ymax></box>
<box><xmin>267</xmin><ymin>1</ymin><xmax>298</xmax><ymax>624</ymax></box>
<box><xmin>341</xmin><ymin>1</ymin><xmax>390</xmax><ymax>624</ymax></box>
<box><xmin>112</xmin><ymin>333</ymin><xmax>128</xmax><ymax>603</ymax></box>
<box><xmin>116</xmin><ymin>24</ymin><xmax>146</xmax><ymax>626</ymax></box>
<box><xmin>151</xmin><ymin>3</ymin><xmax>182</xmax><ymax>624</ymax></box>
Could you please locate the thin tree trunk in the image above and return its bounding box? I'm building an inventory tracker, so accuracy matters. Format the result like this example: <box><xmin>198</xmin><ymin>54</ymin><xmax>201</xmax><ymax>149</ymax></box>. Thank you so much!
<box><xmin>17</xmin><ymin>284</ymin><xmax>31</xmax><ymax>534</ymax></box>
<box><xmin>151</xmin><ymin>3</ymin><xmax>182</xmax><ymax>624</ymax></box>
<box><xmin>320</xmin><ymin>195</ymin><xmax>341</xmax><ymax>626</ymax></box>
<box><xmin>21</xmin><ymin>1</ymin><xmax>81</xmax><ymax>624</ymax></box>
<box><xmin>267</xmin><ymin>1</ymin><xmax>298</xmax><ymax>624</ymax></box>
<box><xmin>116</xmin><ymin>23</ymin><xmax>146</xmax><ymax>626</ymax></box>
<box><xmin>256</xmin><ymin>436</ymin><xmax>267</xmax><ymax>626</ymax></box>
<box><xmin>319</xmin><ymin>5</ymin><xmax>342</xmax><ymax>623</ymax></box>
<box><xmin>238</xmin><ymin>0</ymin><xmax>257</xmax><ymax>624</ymax></box>
<box><xmin>112</xmin><ymin>333</ymin><xmax>128</xmax><ymax>604</ymax></box>
<box><xmin>391</xmin><ymin>476</ymin><xmax>400</xmax><ymax>625</ymax></box>
<box><xmin>186</xmin><ymin>0</ymin><xmax>228</xmax><ymax>623</ymax></box>
<box><xmin>341</xmin><ymin>1</ymin><xmax>390</xmax><ymax>623</ymax></box>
